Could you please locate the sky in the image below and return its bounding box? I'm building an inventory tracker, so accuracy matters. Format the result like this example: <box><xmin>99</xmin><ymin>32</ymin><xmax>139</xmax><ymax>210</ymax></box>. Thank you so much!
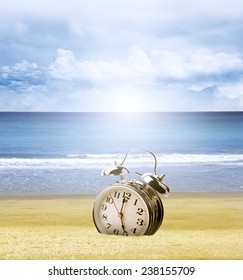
<box><xmin>1</xmin><ymin>0</ymin><xmax>243</xmax><ymax>112</ymax></box>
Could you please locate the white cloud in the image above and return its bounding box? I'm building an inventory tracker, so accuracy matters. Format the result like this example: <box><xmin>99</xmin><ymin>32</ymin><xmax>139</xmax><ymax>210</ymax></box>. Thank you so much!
<box><xmin>1</xmin><ymin>1</ymin><xmax>243</xmax><ymax>111</ymax></box>
<box><xmin>39</xmin><ymin>47</ymin><xmax>243</xmax><ymax>111</ymax></box>
<box><xmin>1</xmin><ymin>60</ymin><xmax>46</xmax><ymax>93</ymax></box>
<box><xmin>151</xmin><ymin>50</ymin><xmax>187</xmax><ymax>79</ymax></box>
<box><xmin>1</xmin><ymin>46</ymin><xmax>189</xmax><ymax>111</ymax></box>
<box><xmin>188</xmin><ymin>49</ymin><xmax>243</xmax><ymax>74</ymax></box>
<box><xmin>2</xmin><ymin>60</ymin><xmax>40</xmax><ymax>78</ymax></box>
<box><xmin>2</xmin><ymin>46</ymin><xmax>243</xmax><ymax>90</ymax></box>
<box><xmin>127</xmin><ymin>46</ymin><xmax>151</xmax><ymax>72</ymax></box>
<box><xmin>49</xmin><ymin>47</ymin><xmax>153</xmax><ymax>86</ymax></box>
<box><xmin>217</xmin><ymin>82</ymin><xmax>243</xmax><ymax>104</ymax></box>
<box><xmin>49</xmin><ymin>49</ymin><xmax>78</xmax><ymax>80</ymax></box>
<box><xmin>49</xmin><ymin>47</ymin><xmax>243</xmax><ymax>87</ymax></box>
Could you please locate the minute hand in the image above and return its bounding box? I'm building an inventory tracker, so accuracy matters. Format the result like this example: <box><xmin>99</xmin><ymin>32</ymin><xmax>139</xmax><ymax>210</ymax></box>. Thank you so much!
<box><xmin>120</xmin><ymin>198</ymin><xmax>126</xmax><ymax>214</ymax></box>
<box><xmin>119</xmin><ymin>198</ymin><xmax>127</xmax><ymax>233</ymax></box>
<box><xmin>120</xmin><ymin>197</ymin><xmax>128</xmax><ymax>215</ymax></box>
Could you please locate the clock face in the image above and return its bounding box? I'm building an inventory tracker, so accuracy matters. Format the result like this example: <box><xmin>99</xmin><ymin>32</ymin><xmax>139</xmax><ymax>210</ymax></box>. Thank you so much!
<box><xmin>93</xmin><ymin>185</ymin><xmax>150</xmax><ymax>236</ymax></box>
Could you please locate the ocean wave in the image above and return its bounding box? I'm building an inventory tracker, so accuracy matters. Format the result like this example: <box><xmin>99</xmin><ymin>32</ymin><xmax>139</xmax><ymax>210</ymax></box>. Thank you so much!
<box><xmin>0</xmin><ymin>153</ymin><xmax>243</xmax><ymax>169</ymax></box>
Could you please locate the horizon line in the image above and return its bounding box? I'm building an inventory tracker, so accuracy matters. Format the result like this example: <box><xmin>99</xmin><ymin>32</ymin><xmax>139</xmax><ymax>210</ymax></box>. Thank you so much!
<box><xmin>0</xmin><ymin>110</ymin><xmax>243</xmax><ymax>114</ymax></box>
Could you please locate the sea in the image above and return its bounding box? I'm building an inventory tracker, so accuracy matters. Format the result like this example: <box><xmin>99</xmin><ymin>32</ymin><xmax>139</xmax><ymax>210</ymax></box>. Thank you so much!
<box><xmin>0</xmin><ymin>112</ymin><xmax>243</xmax><ymax>196</ymax></box>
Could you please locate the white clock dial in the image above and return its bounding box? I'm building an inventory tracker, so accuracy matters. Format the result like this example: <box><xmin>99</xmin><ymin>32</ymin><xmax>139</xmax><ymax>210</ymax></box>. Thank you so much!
<box><xmin>93</xmin><ymin>185</ymin><xmax>150</xmax><ymax>236</ymax></box>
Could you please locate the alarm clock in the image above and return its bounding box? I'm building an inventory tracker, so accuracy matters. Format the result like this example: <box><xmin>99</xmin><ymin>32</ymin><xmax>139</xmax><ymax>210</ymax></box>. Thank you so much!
<box><xmin>93</xmin><ymin>149</ymin><xmax>170</xmax><ymax>236</ymax></box>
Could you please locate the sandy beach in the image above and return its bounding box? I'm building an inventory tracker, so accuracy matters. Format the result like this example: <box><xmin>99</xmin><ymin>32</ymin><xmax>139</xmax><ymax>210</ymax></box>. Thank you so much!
<box><xmin>0</xmin><ymin>192</ymin><xmax>242</xmax><ymax>260</ymax></box>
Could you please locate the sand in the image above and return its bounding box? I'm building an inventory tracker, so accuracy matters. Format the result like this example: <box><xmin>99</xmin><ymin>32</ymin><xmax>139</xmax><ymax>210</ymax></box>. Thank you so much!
<box><xmin>0</xmin><ymin>192</ymin><xmax>242</xmax><ymax>260</ymax></box>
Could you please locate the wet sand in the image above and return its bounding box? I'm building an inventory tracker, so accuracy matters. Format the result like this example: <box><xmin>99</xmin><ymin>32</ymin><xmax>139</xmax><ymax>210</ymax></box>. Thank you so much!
<box><xmin>0</xmin><ymin>193</ymin><xmax>242</xmax><ymax>260</ymax></box>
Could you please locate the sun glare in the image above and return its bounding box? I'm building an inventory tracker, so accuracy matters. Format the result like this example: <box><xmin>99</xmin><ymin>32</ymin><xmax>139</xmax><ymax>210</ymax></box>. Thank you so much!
<box><xmin>112</xmin><ymin>89</ymin><xmax>145</xmax><ymax>112</ymax></box>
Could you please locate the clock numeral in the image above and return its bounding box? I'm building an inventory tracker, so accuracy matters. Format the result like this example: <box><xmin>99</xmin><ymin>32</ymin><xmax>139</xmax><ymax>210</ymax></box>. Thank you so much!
<box><xmin>136</xmin><ymin>208</ymin><xmax>143</xmax><ymax>215</ymax></box>
<box><xmin>102</xmin><ymin>214</ymin><xmax>107</xmax><ymax>220</ymax></box>
<box><xmin>130</xmin><ymin>228</ymin><xmax>137</xmax><ymax>234</ymax></box>
<box><xmin>134</xmin><ymin>199</ymin><xmax>138</xmax><ymax>206</ymax></box>
<box><xmin>113</xmin><ymin>229</ymin><xmax>119</xmax><ymax>235</ymax></box>
<box><xmin>137</xmin><ymin>218</ymin><xmax>144</xmax><ymax>226</ymax></box>
<box><xmin>123</xmin><ymin>192</ymin><xmax>131</xmax><ymax>200</ymax></box>
<box><xmin>101</xmin><ymin>204</ymin><xmax>107</xmax><ymax>211</ymax></box>
<box><xmin>106</xmin><ymin>223</ymin><xmax>112</xmax><ymax>229</ymax></box>
<box><xmin>106</xmin><ymin>196</ymin><xmax>113</xmax><ymax>204</ymax></box>
<box><xmin>114</xmin><ymin>191</ymin><xmax>121</xmax><ymax>199</ymax></box>
<box><xmin>123</xmin><ymin>231</ymin><xmax>129</xmax><ymax>236</ymax></box>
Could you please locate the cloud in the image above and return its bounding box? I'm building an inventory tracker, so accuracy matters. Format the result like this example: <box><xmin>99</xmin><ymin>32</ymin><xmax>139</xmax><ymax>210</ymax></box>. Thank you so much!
<box><xmin>49</xmin><ymin>47</ymin><xmax>152</xmax><ymax>87</ymax></box>
<box><xmin>1</xmin><ymin>0</ymin><xmax>243</xmax><ymax>66</ymax></box>
<box><xmin>1</xmin><ymin>46</ymin><xmax>243</xmax><ymax>111</ymax></box>
<box><xmin>0</xmin><ymin>60</ymin><xmax>47</xmax><ymax>92</ymax></box>
<box><xmin>217</xmin><ymin>82</ymin><xmax>243</xmax><ymax>106</ymax></box>
<box><xmin>49</xmin><ymin>47</ymin><xmax>243</xmax><ymax>88</ymax></box>
<box><xmin>1</xmin><ymin>0</ymin><xmax>243</xmax><ymax>111</ymax></box>
<box><xmin>188</xmin><ymin>49</ymin><xmax>243</xmax><ymax>75</ymax></box>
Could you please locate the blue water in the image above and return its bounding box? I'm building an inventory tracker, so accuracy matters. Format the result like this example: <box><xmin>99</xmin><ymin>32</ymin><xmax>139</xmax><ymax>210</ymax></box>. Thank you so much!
<box><xmin>0</xmin><ymin>112</ymin><xmax>243</xmax><ymax>195</ymax></box>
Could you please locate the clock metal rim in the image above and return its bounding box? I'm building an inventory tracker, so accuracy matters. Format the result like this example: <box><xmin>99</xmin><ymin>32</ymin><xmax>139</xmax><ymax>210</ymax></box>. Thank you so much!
<box><xmin>93</xmin><ymin>181</ymin><xmax>164</xmax><ymax>236</ymax></box>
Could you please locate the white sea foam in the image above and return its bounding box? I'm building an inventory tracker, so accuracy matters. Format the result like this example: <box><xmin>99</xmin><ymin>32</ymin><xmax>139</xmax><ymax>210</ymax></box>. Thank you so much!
<box><xmin>0</xmin><ymin>153</ymin><xmax>243</xmax><ymax>169</ymax></box>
